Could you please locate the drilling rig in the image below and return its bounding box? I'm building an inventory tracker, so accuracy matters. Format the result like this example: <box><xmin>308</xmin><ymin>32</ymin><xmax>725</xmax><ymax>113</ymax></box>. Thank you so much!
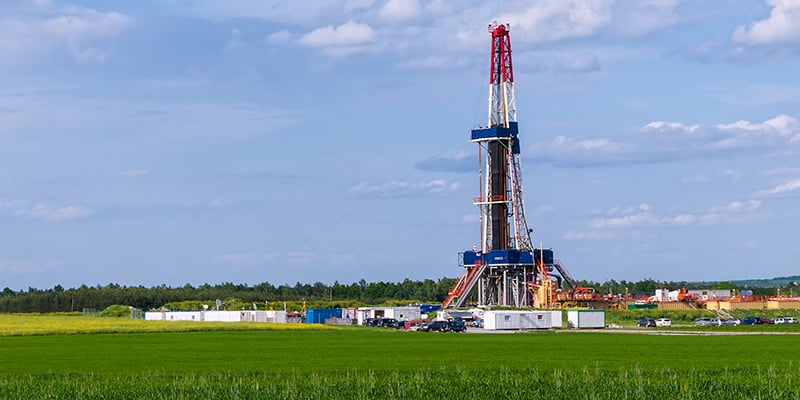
<box><xmin>443</xmin><ymin>22</ymin><xmax>579</xmax><ymax>309</ymax></box>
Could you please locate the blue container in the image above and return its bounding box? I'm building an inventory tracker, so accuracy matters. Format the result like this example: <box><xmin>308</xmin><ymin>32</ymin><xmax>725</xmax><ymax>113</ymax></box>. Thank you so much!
<box><xmin>306</xmin><ymin>308</ymin><xmax>342</xmax><ymax>324</ymax></box>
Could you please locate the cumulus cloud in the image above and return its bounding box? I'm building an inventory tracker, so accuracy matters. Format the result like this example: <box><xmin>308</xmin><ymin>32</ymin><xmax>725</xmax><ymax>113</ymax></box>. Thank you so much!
<box><xmin>753</xmin><ymin>178</ymin><xmax>800</xmax><ymax>197</ymax></box>
<box><xmin>0</xmin><ymin>5</ymin><xmax>133</xmax><ymax>66</ymax></box>
<box><xmin>0</xmin><ymin>198</ymin><xmax>90</xmax><ymax>222</ymax></box>
<box><xmin>417</xmin><ymin>114</ymin><xmax>800</xmax><ymax>170</ymax></box>
<box><xmin>496</xmin><ymin>1</ymin><xmax>614</xmax><ymax>44</ymax></box>
<box><xmin>298</xmin><ymin>20</ymin><xmax>376</xmax><ymax>56</ymax></box>
<box><xmin>564</xmin><ymin>201</ymin><xmax>762</xmax><ymax>240</ymax></box>
<box><xmin>716</xmin><ymin>114</ymin><xmax>799</xmax><ymax>137</ymax></box>
<box><xmin>610</xmin><ymin>0</ymin><xmax>682</xmax><ymax>36</ymax></box>
<box><xmin>732</xmin><ymin>0</ymin><xmax>800</xmax><ymax>46</ymax></box>
<box><xmin>347</xmin><ymin>179</ymin><xmax>459</xmax><ymax>198</ymax></box>
<box><xmin>377</xmin><ymin>0</ymin><xmax>421</xmax><ymax>23</ymax></box>
<box><xmin>265</xmin><ymin>29</ymin><xmax>292</xmax><ymax>45</ymax></box>
<box><xmin>643</xmin><ymin>121</ymin><xmax>700</xmax><ymax>133</ymax></box>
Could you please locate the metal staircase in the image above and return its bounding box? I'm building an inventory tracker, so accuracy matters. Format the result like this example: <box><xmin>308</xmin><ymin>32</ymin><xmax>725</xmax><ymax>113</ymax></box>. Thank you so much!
<box><xmin>442</xmin><ymin>261</ymin><xmax>487</xmax><ymax>308</ymax></box>
<box><xmin>553</xmin><ymin>259</ymin><xmax>578</xmax><ymax>289</ymax></box>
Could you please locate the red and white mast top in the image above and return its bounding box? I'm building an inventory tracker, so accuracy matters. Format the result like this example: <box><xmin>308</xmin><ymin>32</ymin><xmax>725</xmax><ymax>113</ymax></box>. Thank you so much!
<box><xmin>487</xmin><ymin>21</ymin><xmax>516</xmax><ymax>129</ymax></box>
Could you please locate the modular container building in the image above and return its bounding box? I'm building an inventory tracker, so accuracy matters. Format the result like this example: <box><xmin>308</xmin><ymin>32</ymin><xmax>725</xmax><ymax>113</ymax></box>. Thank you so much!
<box><xmin>550</xmin><ymin>310</ymin><xmax>563</xmax><ymax>328</ymax></box>
<box><xmin>306</xmin><ymin>308</ymin><xmax>342</xmax><ymax>324</ymax></box>
<box><xmin>243</xmin><ymin>310</ymin><xmax>288</xmax><ymax>323</ymax></box>
<box><xmin>436</xmin><ymin>310</ymin><xmax>475</xmax><ymax>321</ymax></box>
<box><xmin>144</xmin><ymin>311</ymin><xmax>203</xmax><ymax>321</ymax></box>
<box><xmin>567</xmin><ymin>310</ymin><xmax>605</xmax><ymax>329</ymax></box>
<box><xmin>145</xmin><ymin>310</ymin><xmax>288</xmax><ymax>323</ymax></box>
<box><xmin>356</xmin><ymin>306</ymin><xmax>422</xmax><ymax>325</ymax></box>
<box><xmin>483</xmin><ymin>310</ymin><xmax>553</xmax><ymax>330</ymax></box>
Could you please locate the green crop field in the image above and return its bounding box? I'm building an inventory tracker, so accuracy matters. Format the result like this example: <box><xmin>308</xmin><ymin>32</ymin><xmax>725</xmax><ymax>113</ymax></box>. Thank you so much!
<box><xmin>1</xmin><ymin>317</ymin><xmax>799</xmax><ymax>399</ymax></box>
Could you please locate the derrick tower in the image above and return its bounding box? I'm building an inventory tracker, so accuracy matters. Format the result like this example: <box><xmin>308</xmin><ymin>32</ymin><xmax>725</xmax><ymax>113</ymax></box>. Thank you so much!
<box><xmin>443</xmin><ymin>22</ymin><xmax>569</xmax><ymax>308</ymax></box>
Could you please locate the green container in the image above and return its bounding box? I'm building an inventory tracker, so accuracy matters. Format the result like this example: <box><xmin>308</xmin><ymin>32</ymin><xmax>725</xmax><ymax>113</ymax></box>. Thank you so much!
<box><xmin>627</xmin><ymin>304</ymin><xmax>657</xmax><ymax>310</ymax></box>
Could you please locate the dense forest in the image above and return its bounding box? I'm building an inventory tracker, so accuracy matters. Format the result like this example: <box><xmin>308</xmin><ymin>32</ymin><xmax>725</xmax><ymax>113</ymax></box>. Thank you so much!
<box><xmin>1</xmin><ymin>276</ymin><xmax>796</xmax><ymax>313</ymax></box>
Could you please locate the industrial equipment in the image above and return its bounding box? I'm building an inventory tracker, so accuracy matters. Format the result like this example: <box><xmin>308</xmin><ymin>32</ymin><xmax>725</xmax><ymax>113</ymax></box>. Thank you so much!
<box><xmin>443</xmin><ymin>22</ymin><xmax>579</xmax><ymax>308</ymax></box>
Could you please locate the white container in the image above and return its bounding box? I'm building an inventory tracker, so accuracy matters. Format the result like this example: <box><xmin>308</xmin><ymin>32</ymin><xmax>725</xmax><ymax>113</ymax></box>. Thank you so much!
<box><xmin>567</xmin><ymin>310</ymin><xmax>605</xmax><ymax>329</ymax></box>
<box><xmin>550</xmin><ymin>311</ymin><xmax>563</xmax><ymax>328</ymax></box>
<box><xmin>484</xmin><ymin>310</ymin><xmax>553</xmax><ymax>330</ymax></box>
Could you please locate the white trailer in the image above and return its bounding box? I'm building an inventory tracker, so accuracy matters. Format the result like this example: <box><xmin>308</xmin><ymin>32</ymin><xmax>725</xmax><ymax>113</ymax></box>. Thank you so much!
<box><xmin>483</xmin><ymin>310</ymin><xmax>553</xmax><ymax>330</ymax></box>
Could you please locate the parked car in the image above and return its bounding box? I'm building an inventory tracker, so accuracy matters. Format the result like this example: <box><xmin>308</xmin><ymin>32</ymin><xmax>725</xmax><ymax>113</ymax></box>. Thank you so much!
<box><xmin>448</xmin><ymin>319</ymin><xmax>467</xmax><ymax>333</ymax></box>
<box><xmin>410</xmin><ymin>322</ymin><xmax>429</xmax><ymax>331</ymax></box>
<box><xmin>472</xmin><ymin>318</ymin><xmax>484</xmax><ymax>328</ymax></box>
<box><xmin>390</xmin><ymin>320</ymin><xmax>408</xmax><ymax>329</ymax></box>
<box><xmin>775</xmin><ymin>317</ymin><xmax>799</xmax><ymax>324</ymax></box>
<box><xmin>741</xmin><ymin>316</ymin><xmax>764</xmax><ymax>325</ymax></box>
<box><xmin>378</xmin><ymin>318</ymin><xmax>397</xmax><ymax>327</ymax></box>
<box><xmin>426</xmin><ymin>320</ymin><xmax>451</xmax><ymax>332</ymax></box>
<box><xmin>655</xmin><ymin>318</ymin><xmax>672</xmax><ymax>327</ymax></box>
<box><xmin>637</xmin><ymin>318</ymin><xmax>656</xmax><ymax>328</ymax></box>
<box><xmin>426</xmin><ymin>319</ymin><xmax>468</xmax><ymax>332</ymax></box>
<box><xmin>760</xmin><ymin>318</ymin><xmax>773</xmax><ymax>324</ymax></box>
<box><xmin>709</xmin><ymin>317</ymin><xmax>724</xmax><ymax>326</ymax></box>
<box><xmin>365</xmin><ymin>318</ymin><xmax>381</xmax><ymax>326</ymax></box>
<box><xmin>723</xmin><ymin>318</ymin><xmax>741</xmax><ymax>326</ymax></box>
<box><xmin>695</xmin><ymin>317</ymin><xmax>713</xmax><ymax>327</ymax></box>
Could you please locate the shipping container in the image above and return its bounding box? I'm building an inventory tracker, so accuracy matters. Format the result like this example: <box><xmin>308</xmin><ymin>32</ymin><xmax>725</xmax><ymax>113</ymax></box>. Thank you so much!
<box><xmin>306</xmin><ymin>308</ymin><xmax>342</xmax><ymax>324</ymax></box>
<box><xmin>567</xmin><ymin>310</ymin><xmax>605</xmax><ymax>329</ymax></box>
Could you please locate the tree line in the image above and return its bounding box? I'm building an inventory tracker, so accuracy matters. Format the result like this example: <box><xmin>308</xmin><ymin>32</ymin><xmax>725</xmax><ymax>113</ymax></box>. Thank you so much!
<box><xmin>0</xmin><ymin>279</ymin><xmax>456</xmax><ymax>313</ymax></box>
<box><xmin>0</xmin><ymin>277</ymin><xmax>793</xmax><ymax>313</ymax></box>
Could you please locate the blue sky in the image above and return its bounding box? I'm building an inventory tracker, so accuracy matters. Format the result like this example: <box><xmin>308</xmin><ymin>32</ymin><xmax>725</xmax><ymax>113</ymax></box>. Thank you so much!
<box><xmin>2</xmin><ymin>0</ymin><xmax>800</xmax><ymax>290</ymax></box>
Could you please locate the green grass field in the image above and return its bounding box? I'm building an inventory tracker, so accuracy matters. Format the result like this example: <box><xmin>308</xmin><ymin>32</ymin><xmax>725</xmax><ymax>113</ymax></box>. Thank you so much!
<box><xmin>1</xmin><ymin>319</ymin><xmax>799</xmax><ymax>399</ymax></box>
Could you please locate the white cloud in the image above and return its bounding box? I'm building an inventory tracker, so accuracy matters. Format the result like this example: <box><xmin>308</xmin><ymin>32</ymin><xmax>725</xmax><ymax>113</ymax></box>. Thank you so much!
<box><xmin>421</xmin><ymin>114</ymin><xmax>800</xmax><ymax>170</ymax></box>
<box><xmin>496</xmin><ymin>1</ymin><xmax>614</xmax><ymax>44</ymax></box>
<box><xmin>709</xmin><ymin>200</ymin><xmax>762</xmax><ymax>213</ymax></box>
<box><xmin>716</xmin><ymin>114</ymin><xmax>799</xmax><ymax>137</ymax></box>
<box><xmin>377</xmin><ymin>0</ymin><xmax>421</xmax><ymax>23</ymax></box>
<box><xmin>561</xmin><ymin>230</ymin><xmax>641</xmax><ymax>240</ymax></box>
<box><xmin>298</xmin><ymin>20</ymin><xmax>376</xmax><ymax>55</ymax></box>
<box><xmin>611</xmin><ymin>0</ymin><xmax>682</xmax><ymax>36</ymax></box>
<box><xmin>643</xmin><ymin>121</ymin><xmax>700</xmax><ymax>133</ymax></box>
<box><xmin>566</xmin><ymin>201</ymin><xmax>761</xmax><ymax>240</ymax></box>
<box><xmin>266</xmin><ymin>29</ymin><xmax>292</xmax><ymax>45</ymax></box>
<box><xmin>753</xmin><ymin>178</ymin><xmax>800</xmax><ymax>197</ymax></box>
<box><xmin>1</xmin><ymin>198</ymin><xmax>90</xmax><ymax>222</ymax></box>
<box><xmin>0</xmin><ymin>5</ymin><xmax>133</xmax><ymax>66</ymax></box>
<box><xmin>732</xmin><ymin>0</ymin><xmax>800</xmax><ymax>46</ymax></box>
<box><xmin>347</xmin><ymin>179</ymin><xmax>459</xmax><ymax>198</ymax></box>
<box><xmin>117</xmin><ymin>169</ymin><xmax>150</xmax><ymax>178</ymax></box>
<box><xmin>43</xmin><ymin>6</ymin><xmax>131</xmax><ymax>38</ymax></box>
